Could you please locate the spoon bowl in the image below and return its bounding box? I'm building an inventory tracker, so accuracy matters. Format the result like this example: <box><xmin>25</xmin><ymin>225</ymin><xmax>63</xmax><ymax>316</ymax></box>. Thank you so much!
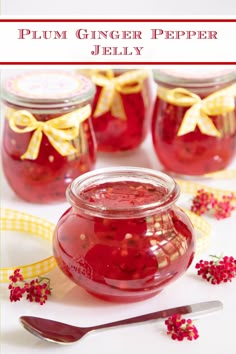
<box><xmin>20</xmin><ymin>300</ymin><xmax>223</xmax><ymax>344</ymax></box>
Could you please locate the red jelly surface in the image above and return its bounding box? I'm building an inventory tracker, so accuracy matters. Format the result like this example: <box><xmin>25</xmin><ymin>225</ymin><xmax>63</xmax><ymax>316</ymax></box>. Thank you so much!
<box><xmin>152</xmin><ymin>95</ymin><xmax>236</xmax><ymax>176</ymax></box>
<box><xmin>53</xmin><ymin>181</ymin><xmax>195</xmax><ymax>302</ymax></box>
<box><xmin>2</xmin><ymin>113</ymin><xmax>96</xmax><ymax>203</ymax></box>
<box><xmin>91</xmin><ymin>77</ymin><xmax>152</xmax><ymax>152</ymax></box>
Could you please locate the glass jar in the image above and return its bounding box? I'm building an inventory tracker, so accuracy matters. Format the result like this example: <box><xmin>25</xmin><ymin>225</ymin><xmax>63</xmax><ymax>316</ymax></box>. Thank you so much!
<box><xmin>1</xmin><ymin>70</ymin><xmax>97</xmax><ymax>203</ymax></box>
<box><xmin>53</xmin><ymin>167</ymin><xmax>196</xmax><ymax>303</ymax></box>
<box><xmin>152</xmin><ymin>68</ymin><xmax>236</xmax><ymax>176</ymax></box>
<box><xmin>80</xmin><ymin>69</ymin><xmax>153</xmax><ymax>152</ymax></box>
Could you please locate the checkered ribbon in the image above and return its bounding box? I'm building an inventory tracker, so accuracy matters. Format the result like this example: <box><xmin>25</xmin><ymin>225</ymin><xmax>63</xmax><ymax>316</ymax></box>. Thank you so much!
<box><xmin>0</xmin><ymin>209</ymin><xmax>57</xmax><ymax>283</ymax></box>
<box><xmin>183</xmin><ymin>209</ymin><xmax>211</xmax><ymax>254</ymax></box>
<box><xmin>0</xmin><ymin>205</ymin><xmax>211</xmax><ymax>284</ymax></box>
<box><xmin>157</xmin><ymin>83</ymin><xmax>236</xmax><ymax>137</ymax></box>
<box><xmin>91</xmin><ymin>69</ymin><xmax>148</xmax><ymax>120</ymax></box>
<box><xmin>204</xmin><ymin>169</ymin><xmax>236</xmax><ymax>179</ymax></box>
<box><xmin>177</xmin><ymin>179</ymin><xmax>236</xmax><ymax>203</ymax></box>
<box><xmin>6</xmin><ymin>104</ymin><xmax>91</xmax><ymax>160</ymax></box>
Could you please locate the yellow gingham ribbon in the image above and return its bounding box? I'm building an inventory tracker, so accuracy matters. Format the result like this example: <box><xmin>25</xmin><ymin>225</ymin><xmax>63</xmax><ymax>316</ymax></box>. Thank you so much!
<box><xmin>0</xmin><ymin>209</ymin><xmax>57</xmax><ymax>283</ymax></box>
<box><xmin>0</xmin><ymin>207</ymin><xmax>210</xmax><ymax>284</ymax></box>
<box><xmin>157</xmin><ymin>83</ymin><xmax>236</xmax><ymax>137</ymax></box>
<box><xmin>183</xmin><ymin>209</ymin><xmax>211</xmax><ymax>254</ymax></box>
<box><xmin>6</xmin><ymin>104</ymin><xmax>91</xmax><ymax>160</ymax></box>
<box><xmin>204</xmin><ymin>169</ymin><xmax>236</xmax><ymax>179</ymax></box>
<box><xmin>178</xmin><ymin>180</ymin><xmax>235</xmax><ymax>252</ymax></box>
<box><xmin>91</xmin><ymin>69</ymin><xmax>148</xmax><ymax>120</ymax></box>
<box><xmin>178</xmin><ymin>181</ymin><xmax>235</xmax><ymax>253</ymax></box>
<box><xmin>177</xmin><ymin>179</ymin><xmax>236</xmax><ymax>203</ymax></box>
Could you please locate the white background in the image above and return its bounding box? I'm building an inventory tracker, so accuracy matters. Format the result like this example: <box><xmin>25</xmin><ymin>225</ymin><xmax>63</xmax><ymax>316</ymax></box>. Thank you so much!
<box><xmin>1</xmin><ymin>0</ymin><xmax>236</xmax><ymax>15</ymax></box>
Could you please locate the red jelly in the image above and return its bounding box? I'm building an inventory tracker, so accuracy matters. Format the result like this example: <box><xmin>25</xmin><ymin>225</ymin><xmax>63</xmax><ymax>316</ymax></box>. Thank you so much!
<box><xmin>53</xmin><ymin>167</ymin><xmax>196</xmax><ymax>302</ymax></box>
<box><xmin>82</xmin><ymin>69</ymin><xmax>153</xmax><ymax>152</ymax></box>
<box><xmin>1</xmin><ymin>71</ymin><xmax>96</xmax><ymax>203</ymax></box>
<box><xmin>152</xmin><ymin>69</ymin><xmax>236</xmax><ymax>176</ymax></box>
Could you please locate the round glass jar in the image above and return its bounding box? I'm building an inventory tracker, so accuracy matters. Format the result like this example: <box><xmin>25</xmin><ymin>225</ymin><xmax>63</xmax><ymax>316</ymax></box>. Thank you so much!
<box><xmin>80</xmin><ymin>69</ymin><xmax>153</xmax><ymax>152</ymax></box>
<box><xmin>152</xmin><ymin>68</ymin><xmax>236</xmax><ymax>176</ymax></box>
<box><xmin>53</xmin><ymin>167</ymin><xmax>196</xmax><ymax>302</ymax></box>
<box><xmin>1</xmin><ymin>70</ymin><xmax>97</xmax><ymax>203</ymax></box>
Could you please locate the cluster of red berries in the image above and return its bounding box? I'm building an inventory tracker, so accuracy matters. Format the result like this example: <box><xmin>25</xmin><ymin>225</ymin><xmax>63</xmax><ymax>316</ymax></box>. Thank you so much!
<box><xmin>8</xmin><ymin>269</ymin><xmax>51</xmax><ymax>305</ymax></box>
<box><xmin>191</xmin><ymin>189</ymin><xmax>235</xmax><ymax>220</ymax></box>
<box><xmin>195</xmin><ymin>255</ymin><xmax>236</xmax><ymax>285</ymax></box>
<box><xmin>165</xmin><ymin>314</ymin><xmax>199</xmax><ymax>341</ymax></box>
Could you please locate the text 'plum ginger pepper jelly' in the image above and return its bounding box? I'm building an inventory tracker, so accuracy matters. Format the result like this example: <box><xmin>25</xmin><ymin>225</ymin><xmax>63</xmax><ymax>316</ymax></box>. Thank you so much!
<box><xmin>151</xmin><ymin>69</ymin><xmax>236</xmax><ymax>176</ymax></box>
<box><xmin>1</xmin><ymin>71</ymin><xmax>97</xmax><ymax>203</ymax></box>
<box><xmin>53</xmin><ymin>167</ymin><xmax>196</xmax><ymax>302</ymax></box>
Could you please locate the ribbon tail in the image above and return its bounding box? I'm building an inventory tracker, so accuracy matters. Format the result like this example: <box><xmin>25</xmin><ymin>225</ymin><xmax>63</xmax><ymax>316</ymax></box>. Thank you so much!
<box><xmin>197</xmin><ymin>113</ymin><xmax>222</xmax><ymax>137</ymax></box>
<box><xmin>177</xmin><ymin>104</ymin><xmax>221</xmax><ymax>137</ymax></box>
<box><xmin>111</xmin><ymin>91</ymin><xmax>126</xmax><ymax>120</ymax></box>
<box><xmin>177</xmin><ymin>104</ymin><xmax>200</xmax><ymax>136</ymax></box>
<box><xmin>21</xmin><ymin>129</ymin><xmax>43</xmax><ymax>160</ymax></box>
<box><xmin>45</xmin><ymin>133</ymin><xmax>78</xmax><ymax>157</ymax></box>
<box><xmin>93</xmin><ymin>85</ymin><xmax>115</xmax><ymax>118</ymax></box>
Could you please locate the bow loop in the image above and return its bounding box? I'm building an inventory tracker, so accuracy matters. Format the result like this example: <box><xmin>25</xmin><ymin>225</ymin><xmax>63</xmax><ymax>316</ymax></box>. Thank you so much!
<box><xmin>202</xmin><ymin>90</ymin><xmax>235</xmax><ymax>116</ymax></box>
<box><xmin>92</xmin><ymin>70</ymin><xmax>148</xmax><ymax>120</ymax></box>
<box><xmin>6</xmin><ymin>105</ymin><xmax>91</xmax><ymax>160</ymax></box>
<box><xmin>9</xmin><ymin>110</ymin><xmax>42</xmax><ymax>133</ymax></box>
<box><xmin>158</xmin><ymin>87</ymin><xmax>201</xmax><ymax>107</ymax></box>
<box><xmin>157</xmin><ymin>84</ymin><xmax>236</xmax><ymax>137</ymax></box>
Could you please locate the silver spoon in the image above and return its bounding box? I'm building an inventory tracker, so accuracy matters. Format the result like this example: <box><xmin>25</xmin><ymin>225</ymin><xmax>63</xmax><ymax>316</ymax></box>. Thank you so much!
<box><xmin>20</xmin><ymin>300</ymin><xmax>223</xmax><ymax>344</ymax></box>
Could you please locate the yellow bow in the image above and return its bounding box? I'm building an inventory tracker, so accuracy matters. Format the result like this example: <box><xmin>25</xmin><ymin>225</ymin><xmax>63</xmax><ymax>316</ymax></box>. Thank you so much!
<box><xmin>6</xmin><ymin>105</ymin><xmax>91</xmax><ymax>160</ymax></box>
<box><xmin>91</xmin><ymin>69</ymin><xmax>148</xmax><ymax>120</ymax></box>
<box><xmin>157</xmin><ymin>83</ymin><xmax>236</xmax><ymax>137</ymax></box>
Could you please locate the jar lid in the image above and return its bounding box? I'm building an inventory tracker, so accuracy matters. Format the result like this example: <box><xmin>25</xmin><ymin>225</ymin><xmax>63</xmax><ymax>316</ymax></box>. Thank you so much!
<box><xmin>1</xmin><ymin>70</ymin><xmax>95</xmax><ymax>110</ymax></box>
<box><xmin>153</xmin><ymin>68</ymin><xmax>236</xmax><ymax>87</ymax></box>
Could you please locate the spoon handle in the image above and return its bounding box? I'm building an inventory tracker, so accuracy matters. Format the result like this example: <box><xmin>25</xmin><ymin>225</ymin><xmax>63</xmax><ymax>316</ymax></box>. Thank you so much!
<box><xmin>88</xmin><ymin>300</ymin><xmax>223</xmax><ymax>331</ymax></box>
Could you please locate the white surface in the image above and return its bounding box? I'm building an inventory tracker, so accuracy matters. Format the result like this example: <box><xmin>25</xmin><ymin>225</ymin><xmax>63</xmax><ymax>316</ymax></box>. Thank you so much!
<box><xmin>1</xmin><ymin>131</ymin><xmax>236</xmax><ymax>354</ymax></box>
<box><xmin>1</xmin><ymin>0</ymin><xmax>236</xmax><ymax>15</ymax></box>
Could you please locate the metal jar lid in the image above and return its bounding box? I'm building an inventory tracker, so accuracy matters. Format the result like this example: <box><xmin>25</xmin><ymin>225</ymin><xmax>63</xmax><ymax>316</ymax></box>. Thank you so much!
<box><xmin>1</xmin><ymin>70</ymin><xmax>96</xmax><ymax>111</ymax></box>
<box><xmin>153</xmin><ymin>68</ymin><xmax>236</xmax><ymax>88</ymax></box>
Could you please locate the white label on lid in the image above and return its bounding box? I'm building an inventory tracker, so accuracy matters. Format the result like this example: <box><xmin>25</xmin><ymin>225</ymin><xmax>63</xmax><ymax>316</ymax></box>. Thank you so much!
<box><xmin>5</xmin><ymin>71</ymin><xmax>90</xmax><ymax>99</ymax></box>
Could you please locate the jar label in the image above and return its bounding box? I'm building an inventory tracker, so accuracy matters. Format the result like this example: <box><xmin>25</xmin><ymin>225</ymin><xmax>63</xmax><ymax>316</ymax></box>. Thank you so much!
<box><xmin>4</xmin><ymin>71</ymin><xmax>94</xmax><ymax>100</ymax></box>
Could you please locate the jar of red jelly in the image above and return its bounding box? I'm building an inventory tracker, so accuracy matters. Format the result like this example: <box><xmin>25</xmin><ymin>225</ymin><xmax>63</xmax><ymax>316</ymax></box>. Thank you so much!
<box><xmin>80</xmin><ymin>69</ymin><xmax>153</xmax><ymax>152</ymax></box>
<box><xmin>152</xmin><ymin>68</ymin><xmax>236</xmax><ymax>176</ymax></box>
<box><xmin>53</xmin><ymin>167</ymin><xmax>196</xmax><ymax>302</ymax></box>
<box><xmin>1</xmin><ymin>71</ymin><xmax>97</xmax><ymax>203</ymax></box>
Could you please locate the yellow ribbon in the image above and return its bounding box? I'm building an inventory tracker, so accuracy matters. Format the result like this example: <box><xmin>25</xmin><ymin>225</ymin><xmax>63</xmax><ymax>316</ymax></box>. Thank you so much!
<box><xmin>6</xmin><ymin>105</ymin><xmax>91</xmax><ymax>160</ymax></box>
<box><xmin>0</xmin><ymin>206</ymin><xmax>210</xmax><ymax>283</ymax></box>
<box><xmin>0</xmin><ymin>209</ymin><xmax>57</xmax><ymax>283</ymax></box>
<box><xmin>157</xmin><ymin>83</ymin><xmax>236</xmax><ymax>137</ymax></box>
<box><xmin>204</xmin><ymin>169</ymin><xmax>236</xmax><ymax>179</ymax></box>
<box><xmin>177</xmin><ymin>179</ymin><xmax>236</xmax><ymax>203</ymax></box>
<box><xmin>91</xmin><ymin>69</ymin><xmax>148</xmax><ymax>120</ymax></box>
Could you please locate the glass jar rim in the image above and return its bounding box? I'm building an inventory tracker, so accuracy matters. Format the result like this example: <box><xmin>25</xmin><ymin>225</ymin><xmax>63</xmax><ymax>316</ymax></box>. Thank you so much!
<box><xmin>66</xmin><ymin>166</ymin><xmax>180</xmax><ymax>219</ymax></box>
<box><xmin>1</xmin><ymin>70</ymin><xmax>96</xmax><ymax>110</ymax></box>
<box><xmin>153</xmin><ymin>68</ymin><xmax>236</xmax><ymax>88</ymax></box>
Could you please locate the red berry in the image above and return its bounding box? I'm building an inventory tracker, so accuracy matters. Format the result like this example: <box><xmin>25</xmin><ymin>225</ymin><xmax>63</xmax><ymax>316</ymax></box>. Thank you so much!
<box><xmin>165</xmin><ymin>314</ymin><xmax>199</xmax><ymax>341</ymax></box>
<box><xmin>195</xmin><ymin>255</ymin><xmax>236</xmax><ymax>284</ymax></box>
<box><xmin>8</xmin><ymin>269</ymin><xmax>52</xmax><ymax>305</ymax></box>
<box><xmin>191</xmin><ymin>189</ymin><xmax>235</xmax><ymax>220</ymax></box>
